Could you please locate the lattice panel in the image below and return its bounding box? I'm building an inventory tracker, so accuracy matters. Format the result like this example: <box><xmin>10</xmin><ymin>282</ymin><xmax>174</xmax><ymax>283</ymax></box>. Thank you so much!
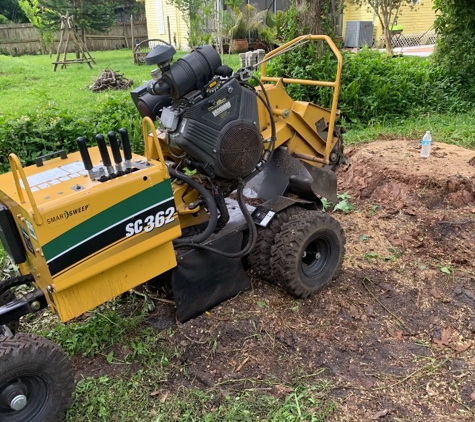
<box><xmin>378</xmin><ymin>31</ymin><xmax>438</xmax><ymax>49</ymax></box>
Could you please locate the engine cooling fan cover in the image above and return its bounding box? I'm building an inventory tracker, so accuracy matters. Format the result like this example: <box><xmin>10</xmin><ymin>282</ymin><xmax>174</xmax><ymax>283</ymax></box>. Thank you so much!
<box><xmin>215</xmin><ymin>120</ymin><xmax>263</xmax><ymax>178</ymax></box>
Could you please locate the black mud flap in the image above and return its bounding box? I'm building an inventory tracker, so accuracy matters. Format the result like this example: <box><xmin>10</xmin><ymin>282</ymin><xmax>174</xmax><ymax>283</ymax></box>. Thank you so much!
<box><xmin>246</xmin><ymin>148</ymin><xmax>338</xmax><ymax>203</ymax></box>
<box><xmin>170</xmin><ymin>226</ymin><xmax>251</xmax><ymax>323</ymax></box>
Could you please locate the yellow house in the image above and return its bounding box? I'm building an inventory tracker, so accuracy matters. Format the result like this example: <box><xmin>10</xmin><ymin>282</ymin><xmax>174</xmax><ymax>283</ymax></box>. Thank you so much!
<box><xmin>140</xmin><ymin>0</ymin><xmax>436</xmax><ymax>51</ymax></box>
<box><xmin>342</xmin><ymin>0</ymin><xmax>437</xmax><ymax>47</ymax></box>
<box><xmin>138</xmin><ymin>0</ymin><xmax>190</xmax><ymax>50</ymax></box>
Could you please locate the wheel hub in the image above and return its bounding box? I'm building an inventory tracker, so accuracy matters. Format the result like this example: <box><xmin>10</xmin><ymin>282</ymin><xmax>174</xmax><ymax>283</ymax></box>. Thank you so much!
<box><xmin>10</xmin><ymin>395</ymin><xmax>27</xmax><ymax>411</ymax></box>
<box><xmin>0</xmin><ymin>375</ymin><xmax>47</xmax><ymax>419</ymax></box>
<box><xmin>0</xmin><ymin>381</ymin><xmax>27</xmax><ymax>411</ymax></box>
<box><xmin>301</xmin><ymin>238</ymin><xmax>330</xmax><ymax>278</ymax></box>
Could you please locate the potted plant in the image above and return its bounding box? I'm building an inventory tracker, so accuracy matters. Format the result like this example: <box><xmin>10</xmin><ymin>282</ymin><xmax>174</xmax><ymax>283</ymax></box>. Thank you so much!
<box><xmin>230</xmin><ymin>15</ymin><xmax>248</xmax><ymax>53</ymax></box>
<box><xmin>227</xmin><ymin>4</ymin><xmax>266</xmax><ymax>53</ymax></box>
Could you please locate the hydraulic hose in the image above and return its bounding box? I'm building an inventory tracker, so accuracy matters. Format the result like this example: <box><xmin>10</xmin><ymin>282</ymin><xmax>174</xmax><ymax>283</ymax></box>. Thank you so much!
<box><xmin>175</xmin><ymin>184</ymin><xmax>257</xmax><ymax>259</ymax></box>
<box><xmin>169</xmin><ymin>167</ymin><xmax>218</xmax><ymax>245</ymax></box>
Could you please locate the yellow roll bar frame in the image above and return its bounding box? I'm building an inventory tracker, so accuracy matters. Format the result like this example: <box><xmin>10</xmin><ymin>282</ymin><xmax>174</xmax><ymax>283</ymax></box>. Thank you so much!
<box><xmin>260</xmin><ymin>35</ymin><xmax>343</xmax><ymax>162</ymax></box>
<box><xmin>8</xmin><ymin>153</ymin><xmax>43</xmax><ymax>225</ymax></box>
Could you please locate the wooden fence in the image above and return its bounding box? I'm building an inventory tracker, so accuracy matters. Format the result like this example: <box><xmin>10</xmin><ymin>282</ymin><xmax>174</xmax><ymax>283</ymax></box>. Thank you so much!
<box><xmin>0</xmin><ymin>21</ymin><xmax>148</xmax><ymax>55</ymax></box>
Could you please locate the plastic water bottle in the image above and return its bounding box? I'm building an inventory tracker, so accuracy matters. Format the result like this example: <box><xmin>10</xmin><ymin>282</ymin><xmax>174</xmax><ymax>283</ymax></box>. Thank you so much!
<box><xmin>420</xmin><ymin>131</ymin><xmax>432</xmax><ymax>158</ymax></box>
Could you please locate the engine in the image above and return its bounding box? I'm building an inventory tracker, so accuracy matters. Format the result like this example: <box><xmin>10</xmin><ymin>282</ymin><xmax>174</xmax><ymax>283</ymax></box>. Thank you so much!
<box><xmin>131</xmin><ymin>45</ymin><xmax>264</xmax><ymax>180</ymax></box>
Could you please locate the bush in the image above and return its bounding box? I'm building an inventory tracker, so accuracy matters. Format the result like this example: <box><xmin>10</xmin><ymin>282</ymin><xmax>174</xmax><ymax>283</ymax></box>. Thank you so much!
<box><xmin>0</xmin><ymin>95</ymin><xmax>144</xmax><ymax>173</ymax></box>
<box><xmin>433</xmin><ymin>0</ymin><xmax>475</xmax><ymax>89</ymax></box>
<box><xmin>266</xmin><ymin>43</ymin><xmax>473</xmax><ymax>126</ymax></box>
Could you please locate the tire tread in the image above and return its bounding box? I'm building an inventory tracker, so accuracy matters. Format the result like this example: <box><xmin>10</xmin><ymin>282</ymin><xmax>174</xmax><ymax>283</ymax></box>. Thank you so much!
<box><xmin>248</xmin><ymin>206</ymin><xmax>306</xmax><ymax>281</ymax></box>
<box><xmin>0</xmin><ymin>334</ymin><xmax>75</xmax><ymax>422</ymax></box>
<box><xmin>270</xmin><ymin>211</ymin><xmax>346</xmax><ymax>298</ymax></box>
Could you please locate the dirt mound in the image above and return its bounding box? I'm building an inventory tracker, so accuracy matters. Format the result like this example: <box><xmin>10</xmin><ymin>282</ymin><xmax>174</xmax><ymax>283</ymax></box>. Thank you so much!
<box><xmin>339</xmin><ymin>140</ymin><xmax>475</xmax><ymax>211</ymax></box>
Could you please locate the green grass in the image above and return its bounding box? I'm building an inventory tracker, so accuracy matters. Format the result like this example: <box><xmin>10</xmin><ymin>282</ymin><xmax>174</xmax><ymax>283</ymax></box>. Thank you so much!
<box><xmin>68</xmin><ymin>375</ymin><xmax>334</xmax><ymax>421</ymax></box>
<box><xmin>343</xmin><ymin>111</ymin><xmax>475</xmax><ymax>149</ymax></box>
<box><xmin>0</xmin><ymin>49</ymin><xmax>241</xmax><ymax>117</ymax></box>
<box><xmin>20</xmin><ymin>299</ymin><xmax>335</xmax><ymax>422</ymax></box>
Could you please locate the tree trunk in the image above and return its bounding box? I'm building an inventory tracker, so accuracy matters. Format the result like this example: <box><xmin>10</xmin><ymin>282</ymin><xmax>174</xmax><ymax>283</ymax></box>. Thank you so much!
<box><xmin>384</xmin><ymin>28</ymin><xmax>392</xmax><ymax>54</ymax></box>
<box><xmin>293</xmin><ymin>0</ymin><xmax>326</xmax><ymax>35</ymax></box>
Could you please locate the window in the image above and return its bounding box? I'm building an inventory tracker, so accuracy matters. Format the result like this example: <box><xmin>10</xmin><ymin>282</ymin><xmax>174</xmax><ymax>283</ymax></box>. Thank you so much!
<box><xmin>156</xmin><ymin>0</ymin><xmax>165</xmax><ymax>35</ymax></box>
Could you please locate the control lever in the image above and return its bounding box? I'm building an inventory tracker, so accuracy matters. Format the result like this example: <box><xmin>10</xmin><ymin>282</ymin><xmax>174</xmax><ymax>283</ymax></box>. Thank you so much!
<box><xmin>107</xmin><ymin>131</ymin><xmax>124</xmax><ymax>174</ymax></box>
<box><xmin>95</xmin><ymin>134</ymin><xmax>115</xmax><ymax>178</ymax></box>
<box><xmin>76</xmin><ymin>137</ymin><xmax>95</xmax><ymax>180</ymax></box>
<box><xmin>119</xmin><ymin>128</ymin><xmax>133</xmax><ymax>172</ymax></box>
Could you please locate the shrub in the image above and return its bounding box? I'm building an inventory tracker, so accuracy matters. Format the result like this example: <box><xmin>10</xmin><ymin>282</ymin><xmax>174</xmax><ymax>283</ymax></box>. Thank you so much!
<box><xmin>266</xmin><ymin>43</ymin><xmax>473</xmax><ymax>126</ymax></box>
<box><xmin>433</xmin><ymin>0</ymin><xmax>475</xmax><ymax>90</ymax></box>
<box><xmin>0</xmin><ymin>96</ymin><xmax>143</xmax><ymax>173</ymax></box>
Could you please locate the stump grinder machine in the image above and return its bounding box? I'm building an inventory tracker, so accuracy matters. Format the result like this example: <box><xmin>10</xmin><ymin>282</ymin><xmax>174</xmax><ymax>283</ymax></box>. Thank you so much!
<box><xmin>0</xmin><ymin>35</ymin><xmax>346</xmax><ymax>421</ymax></box>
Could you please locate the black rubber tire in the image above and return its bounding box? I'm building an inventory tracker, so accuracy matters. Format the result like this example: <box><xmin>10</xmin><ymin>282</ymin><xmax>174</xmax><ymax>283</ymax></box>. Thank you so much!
<box><xmin>0</xmin><ymin>334</ymin><xmax>75</xmax><ymax>422</ymax></box>
<box><xmin>270</xmin><ymin>211</ymin><xmax>345</xmax><ymax>298</ymax></box>
<box><xmin>0</xmin><ymin>291</ymin><xmax>19</xmax><ymax>334</ymax></box>
<box><xmin>248</xmin><ymin>206</ymin><xmax>305</xmax><ymax>281</ymax></box>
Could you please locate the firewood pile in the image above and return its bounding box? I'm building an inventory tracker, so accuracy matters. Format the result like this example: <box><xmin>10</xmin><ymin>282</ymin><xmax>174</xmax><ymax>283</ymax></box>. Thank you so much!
<box><xmin>89</xmin><ymin>70</ymin><xmax>133</xmax><ymax>92</ymax></box>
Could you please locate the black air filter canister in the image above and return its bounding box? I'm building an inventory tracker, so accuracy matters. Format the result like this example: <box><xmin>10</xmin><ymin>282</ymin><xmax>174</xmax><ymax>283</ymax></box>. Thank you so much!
<box><xmin>163</xmin><ymin>45</ymin><xmax>222</xmax><ymax>99</ymax></box>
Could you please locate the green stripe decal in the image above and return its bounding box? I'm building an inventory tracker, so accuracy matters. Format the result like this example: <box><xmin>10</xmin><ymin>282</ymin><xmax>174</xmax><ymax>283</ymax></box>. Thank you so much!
<box><xmin>42</xmin><ymin>180</ymin><xmax>173</xmax><ymax>261</ymax></box>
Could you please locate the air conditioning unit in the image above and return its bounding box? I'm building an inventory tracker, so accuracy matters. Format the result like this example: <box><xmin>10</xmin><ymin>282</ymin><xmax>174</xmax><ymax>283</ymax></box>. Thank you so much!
<box><xmin>344</xmin><ymin>21</ymin><xmax>374</xmax><ymax>48</ymax></box>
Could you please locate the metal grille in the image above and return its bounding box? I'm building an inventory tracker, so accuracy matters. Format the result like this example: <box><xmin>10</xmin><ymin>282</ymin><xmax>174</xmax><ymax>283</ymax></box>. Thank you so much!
<box><xmin>344</xmin><ymin>21</ymin><xmax>374</xmax><ymax>48</ymax></box>
<box><xmin>217</xmin><ymin>121</ymin><xmax>262</xmax><ymax>178</ymax></box>
<box><xmin>378</xmin><ymin>31</ymin><xmax>438</xmax><ymax>49</ymax></box>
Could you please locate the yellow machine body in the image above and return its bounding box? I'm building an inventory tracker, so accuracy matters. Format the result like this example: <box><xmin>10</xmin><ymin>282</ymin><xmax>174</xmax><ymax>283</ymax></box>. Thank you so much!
<box><xmin>256</xmin><ymin>80</ymin><xmax>340</xmax><ymax>165</ymax></box>
<box><xmin>0</xmin><ymin>146</ymin><xmax>181</xmax><ymax>322</ymax></box>
<box><xmin>0</xmin><ymin>35</ymin><xmax>343</xmax><ymax>324</ymax></box>
<box><xmin>257</xmin><ymin>35</ymin><xmax>343</xmax><ymax>167</ymax></box>
<box><xmin>0</xmin><ymin>35</ymin><xmax>351</xmax><ymax>422</ymax></box>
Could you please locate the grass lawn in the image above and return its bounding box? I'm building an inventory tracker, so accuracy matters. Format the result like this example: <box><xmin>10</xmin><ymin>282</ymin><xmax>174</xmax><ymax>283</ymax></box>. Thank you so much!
<box><xmin>0</xmin><ymin>49</ymin><xmax>241</xmax><ymax>116</ymax></box>
<box><xmin>1</xmin><ymin>48</ymin><xmax>475</xmax><ymax>148</ymax></box>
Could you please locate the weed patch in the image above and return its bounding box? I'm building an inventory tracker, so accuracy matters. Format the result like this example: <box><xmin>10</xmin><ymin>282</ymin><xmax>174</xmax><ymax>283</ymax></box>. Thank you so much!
<box><xmin>40</xmin><ymin>302</ymin><xmax>146</xmax><ymax>357</ymax></box>
<box><xmin>67</xmin><ymin>377</ymin><xmax>335</xmax><ymax>422</ymax></box>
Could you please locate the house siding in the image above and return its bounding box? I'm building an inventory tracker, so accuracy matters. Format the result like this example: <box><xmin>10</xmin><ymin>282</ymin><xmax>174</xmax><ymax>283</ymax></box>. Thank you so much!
<box><xmin>142</xmin><ymin>0</ymin><xmax>189</xmax><ymax>50</ymax></box>
<box><xmin>343</xmin><ymin>1</ymin><xmax>436</xmax><ymax>41</ymax></box>
<box><xmin>394</xmin><ymin>2</ymin><xmax>436</xmax><ymax>34</ymax></box>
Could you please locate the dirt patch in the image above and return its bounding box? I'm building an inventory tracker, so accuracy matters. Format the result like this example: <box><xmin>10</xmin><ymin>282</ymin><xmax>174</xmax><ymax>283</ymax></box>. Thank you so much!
<box><xmin>75</xmin><ymin>139</ymin><xmax>475</xmax><ymax>420</ymax></box>
<box><xmin>340</xmin><ymin>139</ymin><xmax>475</xmax><ymax>211</ymax></box>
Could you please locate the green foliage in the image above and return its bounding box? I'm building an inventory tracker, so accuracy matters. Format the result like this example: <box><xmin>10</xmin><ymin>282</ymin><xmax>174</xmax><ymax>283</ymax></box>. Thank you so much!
<box><xmin>433</xmin><ymin>0</ymin><xmax>475</xmax><ymax>90</ymax></box>
<box><xmin>167</xmin><ymin>0</ymin><xmax>216</xmax><ymax>47</ymax></box>
<box><xmin>259</xmin><ymin>10</ymin><xmax>284</xmax><ymax>45</ymax></box>
<box><xmin>333</xmin><ymin>192</ymin><xmax>356</xmax><ymax>214</ymax></box>
<box><xmin>226</xmin><ymin>4</ymin><xmax>266</xmax><ymax>40</ymax></box>
<box><xmin>0</xmin><ymin>96</ymin><xmax>142</xmax><ymax>173</ymax></box>
<box><xmin>18</xmin><ymin>0</ymin><xmax>55</xmax><ymax>53</ymax></box>
<box><xmin>281</xmin><ymin>2</ymin><xmax>299</xmax><ymax>40</ymax></box>
<box><xmin>39</xmin><ymin>0</ymin><xmax>115</xmax><ymax>33</ymax></box>
<box><xmin>280</xmin><ymin>0</ymin><xmax>344</xmax><ymax>39</ymax></box>
<box><xmin>0</xmin><ymin>0</ymin><xmax>28</xmax><ymax>22</ymax></box>
<box><xmin>43</xmin><ymin>303</ymin><xmax>147</xmax><ymax>357</ymax></box>
<box><xmin>322</xmin><ymin>192</ymin><xmax>355</xmax><ymax>213</ymax></box>
<box><xmin>266</xmin><ymin>43</ymin><xmax>472</xmax><ymax>126</ymax></box>
<box><xmin>231</xmin><ymin>13</ymin><xmax>247</xmax><ymax>39</ymax></box>
<box><xmin>67</xmin><ymin>379</ymin><xmax>335</xmax><ymax>422</ymax></box>
<box><xmin>0</xmin><ymin>13</ymin><xmax>9</xmax><ymax>23</ymax></box>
